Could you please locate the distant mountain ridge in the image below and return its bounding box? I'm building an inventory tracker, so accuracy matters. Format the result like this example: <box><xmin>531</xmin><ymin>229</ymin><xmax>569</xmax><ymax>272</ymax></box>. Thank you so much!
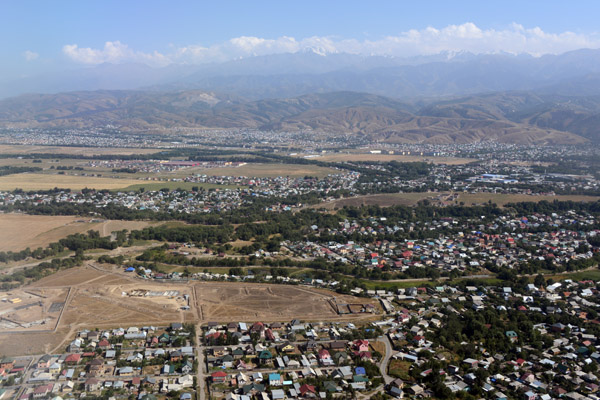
<box><xmin>0</xmin><ymin>89</ymin><xmax>597</xmax><ymax>145</ymax></box>
<box><xmin>4</xmin><ymin>49</ymin><xmax>600</xmax><ymax>100</ymax></box>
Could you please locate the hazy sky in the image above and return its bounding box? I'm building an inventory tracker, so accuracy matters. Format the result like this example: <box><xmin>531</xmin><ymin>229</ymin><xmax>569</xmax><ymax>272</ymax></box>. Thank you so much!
<box><xmin>2</xmin><ymin>0</ymin><xmax>600</xmax><ymax>79</ymax></box>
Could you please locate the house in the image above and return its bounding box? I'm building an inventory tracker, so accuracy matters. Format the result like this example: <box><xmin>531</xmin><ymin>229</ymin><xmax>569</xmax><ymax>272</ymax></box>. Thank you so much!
<box><xmin>251</xmin><ymin>322</ymin><xmax>265</xmax><ymax>335</ymax></box>
<box><xmin>271</xmin><ymin>389</ymin><xmax>285</xmax><ymax>400</ymax></box>
<box><xmin>32</xmin><ymin>384</ymin><xmax>53</xmax><ymax>399</ymax></box>
<box><xmin>241</xmin><ymin>383</ymin><xmax>265</xmax><ymax>395</ymax></box>
<box><xmin>389</xmin><ymin>386</ymin><xmax>404</xmax><ymax>398</ymax></box>
<box><xmin>119</xmin><ymin>366</ymin><xmax>134</xmax><ymax>376</ymax></box>
<box><xmin>64</xmin><ymin>354</ymin><xmax>81</xmax><ymax>365</ymax></box>
<box><xmin>524</xmin><ymin>391</ymin><xmax>537</xmax><ymax>400</ymax></box>
<box><xmin>318</xmin><ymin>349</ymin><xmax>333</xmax><ymax>366</ymax></box>
<box><xmin>353</xmin><ymin>339</ymin><xmax>369</xmax><ymax>352</ymax></box>
<box><xmin>333</xmin><ymin>351</ymin><xmax>348</xmax><ymax>365</ymax></box>
<box><xmin>170</xmin><ymin>350</ymin><xmax>183</xmax><ymax>362</ymax></box>
<box><xmin>269</xmin><ymin>373</ymin><xmax>282</xmax><ymax>386</ymax></box>
<box><xmin>258</xmin><ymin>350</ymin><xmax>273</xmax><ymax>364</ymax></box>
<box><xmin>332</xmin><ymin>366</ymin><xmax>353</xmax><ymax>380</ymax></box>
<box><xmin>232</xmin><ymin>347</ymin><xmax>245</xmax><ymax>358</ymax></box>
<box><xmin>328</xmin><ymin>341</ymin><xmax>347</xmax><ymax>351</ymax></box>
<box><xmin>408</xmin><ymin>385</ymin><xmax>424</xmax><ymax>395</ymax></box>
<box><xmin>85</xmin><ymin>378</ymin><xmax>101</xmax><ymax>392</ymax></box>
<box><xmin>49</xmin><ymin>363</ymin><xmax>61</xmax><ymax>374</ymax></box>
<box><xmin>506</xmin><ymin>331</ymin><xmax>519</xmax><ymax>342</ymax></box>
<box><xmin>159</xmin><ymin>333</ymin><xmax>171</xmax><ymax>343</ymax></box>
<box><xmin>181</xmin><ymin>361</ymin><xmax>194</xmax><ymax>374</ymax></box>
<box><xmin>36</xmin><ymin>355</ymin><xmax>52</xmax><ymax>369</ymax></box>
<box><xmin>209</xmin><ymin>370</ymin><xmax>228</xmax><ymax>384</ymax></box>
<box><xmin>171</xmin><ymin>322</ymin><xmax>183</xmax><ymax>331</ymax></box>
<box><xmin>299</xmin><ymin>384</ymin><xmax>317</xmax><ymax>397</ymax></box>
<box><xmin>62</xmin><ymin>380</ymin><xmax>75</xmax><ymax>392</ymax></box>
<box><xmin>323</xmin><ymin>381</ymin><xmax>338</xmax><ymax>393</ymax></box>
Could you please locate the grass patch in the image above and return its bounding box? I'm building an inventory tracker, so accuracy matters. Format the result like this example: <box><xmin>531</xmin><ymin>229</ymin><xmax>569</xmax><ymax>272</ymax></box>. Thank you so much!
<box><xmin>448</xmin><ymin>277</ymin><xmax>504</xmax><ymax>286</ymax></box>
<box><xmin>544</xmin><ymin>269</ymin><xmax>600</xmax><ymax>282</ymax></box>
<box><xmin>388</xmin><ymin>359</ymin><xmax>413</xmax><ymax>381</ymax></box>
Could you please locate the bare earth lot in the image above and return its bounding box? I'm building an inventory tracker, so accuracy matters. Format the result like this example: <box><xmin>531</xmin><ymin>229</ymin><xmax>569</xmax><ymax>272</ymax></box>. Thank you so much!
<box><xmin>195</xmin><ymin>283</ymin><xmax>340</xmax><ymax>321</ymax></box>
<box><xmin>0</xmin><ymin>264</ymin><xmax>368</xmax><ymax>355</ymax></box>
<box><xmin>0</xmin><ymin>214</ymin><xmax>158</xmax><ymax>252</ymax></box>
<box><xmin>0</xmin><ymin>287</ymin><xmax>68</xmax><ymax>332</ymax></box>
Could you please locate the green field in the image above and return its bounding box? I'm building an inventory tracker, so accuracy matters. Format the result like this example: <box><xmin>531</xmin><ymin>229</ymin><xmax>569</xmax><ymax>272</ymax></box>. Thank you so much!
<box><xmin>544</xmin><ymin>269</ymin><xmax>600</xmax><ymax>282</ymax></box>
<box><xmin>388</xmin><ymin>359</ymin><xmax>413</xmax><ymax>380</ymax></box>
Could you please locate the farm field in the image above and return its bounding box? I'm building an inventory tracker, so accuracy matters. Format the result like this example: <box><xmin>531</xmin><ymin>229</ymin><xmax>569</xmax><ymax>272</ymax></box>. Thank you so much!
<box><xmin>0</xmin><ymin>214</ymin><xmax>159</xmax><ymax>252</ymax></box>
<box><xmin>202</xmin><ymin>162</ymin><xmax>338</xmax><ymax>178</ymax></box>
<box><xmin>0</xmin><ymin>172</ymin><xmax>143</xmax><ymax>190</ymax></box>
<box><xmin>306</xmin><ymin>153</ymin><xmax>477</xmax><ymax>165</ymax></box>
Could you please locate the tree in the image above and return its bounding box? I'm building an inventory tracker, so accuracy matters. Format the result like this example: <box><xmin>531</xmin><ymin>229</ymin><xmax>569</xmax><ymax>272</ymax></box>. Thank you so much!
<box><xmin>534</xmin><ymin>274</ymin><xmax>546</xmax><ymax>288</ymax></box>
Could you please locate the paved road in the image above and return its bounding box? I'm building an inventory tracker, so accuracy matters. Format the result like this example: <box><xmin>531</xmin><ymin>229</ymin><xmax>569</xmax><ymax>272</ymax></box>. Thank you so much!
<box><xmin>380</xmin><ymin>334</ymin><xmax>394</xmax><ymax>385</ymax></box>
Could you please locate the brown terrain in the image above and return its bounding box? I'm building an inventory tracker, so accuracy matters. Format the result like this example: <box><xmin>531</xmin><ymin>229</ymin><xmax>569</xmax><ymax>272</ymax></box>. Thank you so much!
<box><xmin>0</xmin><ymin>263</ymin><xmax>374</xmax><ymax>356</ymax></box>
<box><xmin>0</xmin><ymin>90</ymin><xmax>593</xmax><ymax>145</ymax></box>
<box><xmin>0</xmin><ymin>214</ymin><xmax>159</xmax><ymax>252</ymax></box>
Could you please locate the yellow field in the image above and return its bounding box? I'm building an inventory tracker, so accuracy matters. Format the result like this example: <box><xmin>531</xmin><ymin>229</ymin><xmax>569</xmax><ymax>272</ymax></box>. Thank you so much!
<box><xmin>203</xmin><ymin>163</ymin><xmax>338</xmax><ymax>178</ymax></box>
<box><xmin>0</xmin><ymin>173</ymin><xmax>142</xmax><ymax>190</ymax></box>
<box><xmin>0</xmin><ymin>214</ymin><xmax>160</xmax><ymax>252</ymax></box>
<box><xmin>0</xmin><ymin>145</ymin><xmax>161</xmax><ymax>156</ymax></box>
<box><xmin>305</xmin><ymin>153</ymin><xmax>477</xmax><ymax>165</ymax></box>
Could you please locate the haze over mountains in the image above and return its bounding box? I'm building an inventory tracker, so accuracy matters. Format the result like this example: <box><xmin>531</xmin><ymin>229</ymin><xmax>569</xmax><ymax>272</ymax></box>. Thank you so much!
<box><xmin>2</xmin><ymin>49</ymin><xmax>600</xmax><ymax>145</ymax></box>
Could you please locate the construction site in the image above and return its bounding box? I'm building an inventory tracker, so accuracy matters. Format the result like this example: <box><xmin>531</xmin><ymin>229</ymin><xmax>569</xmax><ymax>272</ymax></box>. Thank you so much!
<box><xmin>0</xmin><ymin>288</ymin><xmax>68</xmax><ymax>332</ymax></box>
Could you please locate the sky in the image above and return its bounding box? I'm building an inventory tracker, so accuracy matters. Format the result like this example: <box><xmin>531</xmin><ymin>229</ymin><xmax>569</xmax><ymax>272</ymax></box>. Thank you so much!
<box><xmin>2</xmin><ymin>0</ymin><xmax>600</xmax><ymax>79</ymax></box>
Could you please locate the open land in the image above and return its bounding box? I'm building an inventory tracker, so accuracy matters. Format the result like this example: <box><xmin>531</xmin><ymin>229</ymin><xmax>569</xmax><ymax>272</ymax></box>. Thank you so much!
<box><xmin>0</xmin><ymin>287</ymin><xmax>68</xmax><ymax>332</ymax></box>
<box><xmin>306</xmin><ymin>153</ymin><xmax>477</xmax><ymax>165</ymax></box>
<box><xmin>0</xmin><ymin>172</ymin><xmax>143</xmax><ymax>190</ymax></box>
<box><xmin>313</xmin><ymin>192</ymin><xmax>600</xmax><ymax>209</ymax></box>
<box><xmin>202</xmin><ymin>163</ymin><xmax>339</xmax><ymax>178</ymax></box>
<box><xmin>0</xmin><ymin>264</ymin><xmax>370</xmax><ymax>356</ymax></box>
<box><xmin>0</xmin><ymin>214</ymin><xmax>159</xmax><ymax>252</ymax></box>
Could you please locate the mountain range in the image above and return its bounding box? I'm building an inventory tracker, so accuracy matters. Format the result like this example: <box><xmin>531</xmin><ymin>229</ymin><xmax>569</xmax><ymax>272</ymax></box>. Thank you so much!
<box><xmin>1</xmin><ymin>89</ymin><xmax>599</xmax><ymax>145</ymax></box>
<box><xmin>2</xmin><ymin>49</ymin><xmax>600</xmax><ymax>144</ymax></box>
